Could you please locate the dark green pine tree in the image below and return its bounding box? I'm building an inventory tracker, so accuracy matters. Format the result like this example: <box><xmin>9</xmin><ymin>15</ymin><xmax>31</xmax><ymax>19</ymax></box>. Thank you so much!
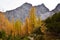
<box><xmin>45</xmin><ymin>12</ymin><xmax>60</xmax><ymax>36</ymax></box>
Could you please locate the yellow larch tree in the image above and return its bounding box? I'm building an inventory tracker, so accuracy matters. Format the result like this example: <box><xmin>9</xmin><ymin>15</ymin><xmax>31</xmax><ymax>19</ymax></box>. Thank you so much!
<box><xmin>0</xmin><ymin>12</ymin><xmax>14</xmax><ymax>35</ymax></box>
<box><xmin>21</xmin><ymin>23</ymin><xmax>26</xmax><ymax>35</ymax></box>
<box><xmin>29</xmin><ymin>6</ymin><xmax>37</xmax><ymax>28</ymax></box>
<box><xmin>37</xmin><ymin>17</ymin><xmax>42</xmax><ymax>27</ymax></box>
<box><xmin>14</xmin><ymin>19</ymin><xmax>22</xmax><ymax>35</ymax></box>
<box><xmin>25</xmin><ymin>17</ymin><xmax>33</xmax><ymax>34</ymax></box>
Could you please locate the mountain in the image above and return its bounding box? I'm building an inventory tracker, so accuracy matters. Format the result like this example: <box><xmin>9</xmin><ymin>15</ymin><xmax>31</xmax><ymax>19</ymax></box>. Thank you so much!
<box><xmin>4</xmin><ymin>3</ymin><xmax>60</xmax><ymax>22</ymax></box>
<box><xmin>35</xmin><ymin>4</ymin><xmax>54</xmax><ymax>20</ymax></box>
<box><xmin>35</xmin><ymin>4</ymin><xmax>49</xmax><ymax>16</ymax></box>
<box><xmin>5</xmin><ymin>3</ymin><xmax>50</xmax><ymax>22</ymax></box>
<box><xmin>5</xmin><ymin>3</ymin><xmax>32</xmax><ymax>22</ymax></box>
<box><xmin>52</xmin><ymin>3</ymin><xmax>60</xmax><ymax>13</ymax></box>
<box><xmin>40</xmin><ymin>11</ymin><xmax>54</xmax><ymax>20</ymax></box>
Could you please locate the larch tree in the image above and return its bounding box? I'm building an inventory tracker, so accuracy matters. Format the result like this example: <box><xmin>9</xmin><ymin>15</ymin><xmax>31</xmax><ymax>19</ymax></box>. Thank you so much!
<box><xmin>25</xmin><ymin>17</ymin><xmax>33</xmax><ymax>34</ymax></box>
<box><xmin>14</xmin><ymin>19</ymin><xmax>22</xmax><ymax>35</ymax></box>
<box><xmin>29</xmin><ymin>7</ymin><xmax>37</xmax><ymax>28</ymax></box>
<box><xmin>0</xmin><ymin>12</ymin><xmax>14</xmax><ymax>35</ymax></box>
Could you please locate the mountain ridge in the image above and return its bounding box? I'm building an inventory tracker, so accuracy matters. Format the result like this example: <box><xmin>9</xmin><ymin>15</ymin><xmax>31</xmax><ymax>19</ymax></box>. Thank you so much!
<box><xmin>2</xmin><ymin>3</ymin><xmax>60</xmax><ymax>22</ymax></box>
<box><xmin>52</xmin><ymin>3</ymin><xmax>60</xmax><ymax>13</ymax></box>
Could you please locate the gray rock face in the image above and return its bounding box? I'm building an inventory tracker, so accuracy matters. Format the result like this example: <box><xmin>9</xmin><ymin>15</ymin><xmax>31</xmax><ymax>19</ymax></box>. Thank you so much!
<box><xmin>5</xmin><ymin>3</ymin><xmax>50</xmax><ymax>22</ymax></box>
<box><xmin>4</xmin><ymin>3</ymin><xmax>60</xmax><ymax>22</ymax></box>
<box><xmin>35</xmin><ymin>4</ymin><xmax>49</xmax><ymax>14</ymax></box>
<box><xmin>35</xmin><ymin>4</ymin><xmax>53</xmax><ymax>20</ymax></box>
<box><xmin>5</xmin><ymin>3</ymin><xmax>32</xmax><ymax>22</ymax></box>
<box><xmin>35</xmin><ymin>4</ymin><xmax>49</xmax><ymax>16</ymax></box>
<box><xmin>52</xmin><ymin>3</ymin><xmax>60</xmax><ymax>13</ymax></box>
<box><xmin>40</xmin><ymin>11</ymin><xmax>54</xmax><ymax>20</ymax></box>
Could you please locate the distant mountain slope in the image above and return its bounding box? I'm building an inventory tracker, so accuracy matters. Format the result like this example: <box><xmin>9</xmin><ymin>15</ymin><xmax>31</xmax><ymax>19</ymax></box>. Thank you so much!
<box><xmin>35</xmin><ymin>4</ymin><xmax>49</xmax><ymax>16</ymax></box>
<box><xmin>5</xmin><ymin>3</ymin><xmax>32</xmax><ymax>22</ymax></box>
<box><xmin>4</xmin><ymin>3</ymin><xmax>60</xmax><ymax>22</ymax></box>
<box><xmin>52</xmin><ymin>3</ymin><xmax>60</xmax><ymax>13</ymax></box>
<box><xmin>40</xmin><ymin>11</ymin><xmax>54</xmax><ymax>20</ymax></box>
<box><xmin>34</xmin><ymin>4</ymin><xmax>54</xmax><ymax>20</ymax></box>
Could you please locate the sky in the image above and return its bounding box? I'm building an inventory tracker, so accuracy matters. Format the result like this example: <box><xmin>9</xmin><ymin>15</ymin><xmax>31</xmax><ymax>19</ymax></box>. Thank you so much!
<box><xmin>0</xmin><ymin>0</ymin><xmax>60</xmax><ymax>12</ymax></box>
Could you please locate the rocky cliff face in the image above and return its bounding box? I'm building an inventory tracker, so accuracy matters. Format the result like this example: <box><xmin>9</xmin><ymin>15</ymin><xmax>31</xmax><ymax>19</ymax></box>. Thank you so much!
<box><xmin>35</xmin><ymin>4</ymin><xmax>51</xmax><ymax>20</ymax></box>
<box><xmin>35</xmin><ymin>4</ymin><xmax>49</xmax><ymax>15</ymax></box>
<box><xmin>5</xmin><ymin>3</ymin><xmax>32</xmax><ymax>22</ymax></box>
<box><xmin>4</xmin><ymin>3</ymin><xmax>60</xmax><ymax>22</ymax></box>
<box><xmin>52</xmin><ymin>3</ymin><xmax>60</xmax><ymax>13</ymax></box>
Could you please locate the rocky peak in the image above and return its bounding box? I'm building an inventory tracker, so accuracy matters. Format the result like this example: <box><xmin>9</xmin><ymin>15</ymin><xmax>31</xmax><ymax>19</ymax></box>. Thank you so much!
<box><xmin>52</xmin><ymin>3</ymin><xmax>60</xmax><ymax>13</ymax></box>
<box><xmin>5</xmin><ymin>3</ymin><xmax>32</xmax><ymax>22</ymax></box>
<box><xmin>35</xmin><ymin>3</ymin><xmax>49</xmax><ymax>17</ymax></box>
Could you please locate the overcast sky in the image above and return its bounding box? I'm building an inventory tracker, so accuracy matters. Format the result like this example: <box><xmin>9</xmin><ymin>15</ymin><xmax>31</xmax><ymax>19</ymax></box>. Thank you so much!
<box><xmin>0</xmin><ymin>0</ymin><xmax>60</xmax><ymax>12</ymax></box>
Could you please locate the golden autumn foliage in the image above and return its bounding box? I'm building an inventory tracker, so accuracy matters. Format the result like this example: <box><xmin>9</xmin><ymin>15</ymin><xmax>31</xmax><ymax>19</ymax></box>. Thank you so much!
<box><xmin>21</xmin><ymin>23</ymin><xmax>27</xmax><ymax>35</ymax></box>
<box><xmin>0</xmin><ymin>7</ymin><xmax>46</xmax><ymax>36</ymax></box>
<box><xmin>25</xmin><ymin>17</ymin><xmax>33</xmax><ymax>34</ymax></box>
<box><xmin>29</xmin><ymin>7</ymin><xmax>46</xmax><ymax>33</ymax></box>
<box><xmin>0</xmin><ymin>12</ymin><xmax>14</xmax><ymax>35</ymax></box>
<box><xmin>14</xmin><ymin>19</ymin><xmax>22</xmax><ymax>35</ymax></box>
<box><xmin>29</xmin><ymin>7</ymin><xmax>37</xmax><ymax>27</ymax></box>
